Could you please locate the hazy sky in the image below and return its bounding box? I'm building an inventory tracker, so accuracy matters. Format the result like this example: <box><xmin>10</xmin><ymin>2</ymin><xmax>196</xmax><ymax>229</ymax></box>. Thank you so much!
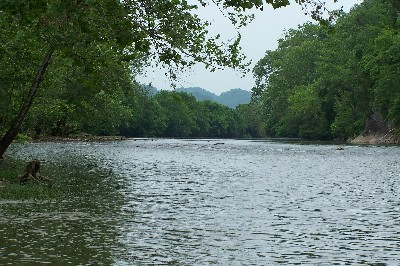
<box><xmin>137</xmin><ymin>0</ymin><xmax>362</xmax><ymax>95</ymax></box>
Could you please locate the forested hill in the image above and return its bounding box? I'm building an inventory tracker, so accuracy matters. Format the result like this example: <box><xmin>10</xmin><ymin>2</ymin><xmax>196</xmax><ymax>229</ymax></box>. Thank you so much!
<box><xmin>165</xmin><ymin>87</ymin><xmax>252</xmax><ymax>108</ymax></box>
<box><xmin>218</xmin><ymin>89</ymin><xmax>252</xmax><ymax>108</ymax></box>
<box><xmin>176</xmin><ymin>87</ymin><xmax>218</xmax><ymax>102</ymax></box>
<box><xmin>252</xmin><ymin>0</ymin><xmax>400</xmax><ymax>143</ymax></box>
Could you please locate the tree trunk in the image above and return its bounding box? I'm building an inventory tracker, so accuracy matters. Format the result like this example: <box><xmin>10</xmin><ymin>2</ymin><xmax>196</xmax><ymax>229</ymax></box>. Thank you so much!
<box><xmin>19</xmin><ymin>159</ymin><xmax>50</xmax><ymax>183</ymax></box>
<box><xmin>0</xmin><ymin>49</ymin><xmax>54</xmax><ymax>159</ymax></box>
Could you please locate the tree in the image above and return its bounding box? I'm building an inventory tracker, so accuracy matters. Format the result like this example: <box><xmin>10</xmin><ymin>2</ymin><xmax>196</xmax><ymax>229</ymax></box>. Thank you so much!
<box><xmin>331</xmin><ymin>91</ymin><xmax>364</xmax><ymax>139</ymax></box>
<box><xmin>236</xmin><ymin>100</ymin><xmax>266</xmax><ymax>138</ymax></box>
<box><xmin>362</xmin><ymin>28</ymin><xmax>400</xmax><ymax>124</ymax></box>
<box><xmin>0</xmin><ymin>0</ymin><xmax>137</xmax><ymax>157</ymax></box>
<box><xmin>22</xmin><ymin>46</ymin><xmax>137</xmax><ymax>137</ymax></box>
<box><xmin>282</xmin><ymin>84</ymin><xmax>328</xmax><ymax>139</ymax></box>
<box><xmin>200</xmin><ymin>101</ymin><xmax>231</xmax><ymax>137</ymax></box>
<box><xmin>321</xmin><ymin>0</ymin><xmax>395</xmax><ymax>139</ymax></box>
<box><xmin>252</xmin><ymin>0</ymin><xmax>400</xmax><ymax>140</ymax></box>
<box><xmin>154</xmin><ymin>91</ymin><xmax>198</xmax><ymax>137</ymax></box>
<box><xmin>252</xmin><ymin>23</ymin><xmax>325</xmax><ymax>137</ymax></box>
<box><xmin>0</xmin><ymin>0</ymin><xmax>344</xmax><ymax>158</ymax></box>
<box><xmin>119</xmin><ymin>86</ymin><xmax>168</xmax><ymax>138</ymax></box>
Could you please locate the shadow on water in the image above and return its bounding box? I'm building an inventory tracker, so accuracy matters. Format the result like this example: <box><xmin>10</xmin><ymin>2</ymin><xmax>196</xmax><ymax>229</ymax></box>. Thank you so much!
<box><xmin>0</xmin><ymin>143</ymin><xmax>124</xmax><ymax>265</ymax></box>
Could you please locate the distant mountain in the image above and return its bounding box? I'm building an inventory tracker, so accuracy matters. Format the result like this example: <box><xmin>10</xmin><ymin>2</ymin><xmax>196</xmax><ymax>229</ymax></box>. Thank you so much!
<box><xmin>143</xmin><ymin>85</ymin><xmax>252</xmax><ymax>108</ymax></box>
<box><xmin>176</xmin><ymin>87</ymin><xmax>219</xmax><ymax>102</ymax></box>
<box><xmin>176</xmin><ymin>87</ymin><xmax>251</xmax><ymax>108</ymax></box>
<box><xmin>218</xmin><ymin>88</ymin><xmax>252</xmax><ymax>108</ymax></box>
<box><xmin>140</xmin><ymin>84</ymin><xmax>159</xmax><ymax>96</ymax></box>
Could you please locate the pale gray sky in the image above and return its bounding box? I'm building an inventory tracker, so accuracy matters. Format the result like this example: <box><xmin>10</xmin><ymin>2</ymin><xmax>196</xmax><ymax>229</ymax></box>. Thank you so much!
<box><xmin>137</xmin><ymin>0</ymin><xmax>362</xmax><ymax>95</ymax></box>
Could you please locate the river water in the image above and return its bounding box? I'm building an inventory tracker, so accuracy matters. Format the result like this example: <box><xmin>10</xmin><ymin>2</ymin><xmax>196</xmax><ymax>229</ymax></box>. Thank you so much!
<box><xmin>1</xmin><ymin>139</ymin><xmax>400</xmax><ymax>265</ymax></box>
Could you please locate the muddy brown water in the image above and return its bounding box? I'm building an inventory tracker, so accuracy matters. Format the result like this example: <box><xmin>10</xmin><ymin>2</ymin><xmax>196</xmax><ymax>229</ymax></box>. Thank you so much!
<box><xmin>1</xmin><ymin>139</ymin><xmax>400</xmax><ymax>265</ymax></box>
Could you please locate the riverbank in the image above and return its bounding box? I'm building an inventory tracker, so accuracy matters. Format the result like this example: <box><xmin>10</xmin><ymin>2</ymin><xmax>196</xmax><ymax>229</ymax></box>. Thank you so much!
<box><xmin>32</xmin><ymin>134</ymin><xmax>400</xmax><ymax>145</ymax></box>
<box><xmin>35</xmin><ymin>135</ymin><xmax>126</xmax><ymax>142</ymax></box>
<box><xmin>0</xmin><ymin>158</ymin><xmax>57</xmax><ymax>200</ymax></box>
<box><xmin>350</xmin><ymin>113</ymin><xmax>399</xmax><ymax>145</ymax></box>
<box><xmin>351</xmin><ymin>132</ymin><xmax>399</xmax><ymax>145</ymax></box>
<box><xmin>0</xmin><ymin>158</ymin><xmax>20</xmax><ymax>184</ymax></box>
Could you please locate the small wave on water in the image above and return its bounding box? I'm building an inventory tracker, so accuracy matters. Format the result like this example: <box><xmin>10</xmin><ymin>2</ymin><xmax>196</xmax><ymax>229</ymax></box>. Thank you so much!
<box><xmin>3</xmin><ymin>139</ymin><xmax>400</xmax><ymax>265</ymax></box>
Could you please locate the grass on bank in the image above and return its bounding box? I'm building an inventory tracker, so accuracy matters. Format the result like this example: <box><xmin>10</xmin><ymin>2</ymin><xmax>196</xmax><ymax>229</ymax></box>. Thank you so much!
<box><xmin>0</xmin><ymin>158</ymin><xmax>58</xmax><ymax>200</ymax></box>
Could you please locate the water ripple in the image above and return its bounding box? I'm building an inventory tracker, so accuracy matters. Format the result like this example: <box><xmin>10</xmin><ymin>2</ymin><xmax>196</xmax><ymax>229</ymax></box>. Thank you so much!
<box><xmin>3</xmin><ymin>139</ymin><xmax>400</xmax><ymax>265</ymax></box>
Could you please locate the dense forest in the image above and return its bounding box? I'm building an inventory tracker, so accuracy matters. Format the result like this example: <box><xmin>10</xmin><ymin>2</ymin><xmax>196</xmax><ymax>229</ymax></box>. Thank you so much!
<box><xmin>0</xmin><ymin>0</ymin><xmax>269</xmax><ymax>158</ymax></box>
<box><xmin>9</xmin><ymin>80</ymin><xmax>263</xmax><ymax>139</ymax></box>
<box><xmin>1</xmin><ymin>0</ymin><xmax>399</xmax><ymax>158</ymax></box>
<box><xmin>253</xmin><ymin>0</ymin><xmax>400</xmax><ymax>141</ymax></box>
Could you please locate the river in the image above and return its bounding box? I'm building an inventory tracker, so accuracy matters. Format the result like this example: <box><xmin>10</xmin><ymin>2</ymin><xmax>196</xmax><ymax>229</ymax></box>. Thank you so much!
<box><xmin>1</xmin><ymin>139</ymin><xmax>400</xmax><ymax>265</ymax></box>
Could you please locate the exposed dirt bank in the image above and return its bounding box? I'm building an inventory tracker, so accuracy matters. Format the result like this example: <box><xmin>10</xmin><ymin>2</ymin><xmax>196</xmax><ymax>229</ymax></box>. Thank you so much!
<box><xmin>351</xmin><ymin>133</ymin><xmax>399</xmax><ymax>144</ymax></box>
<box><xmin>351</xmin><ymin>112</ymin><xmax>399</xmax><ymax>145</ymax></box>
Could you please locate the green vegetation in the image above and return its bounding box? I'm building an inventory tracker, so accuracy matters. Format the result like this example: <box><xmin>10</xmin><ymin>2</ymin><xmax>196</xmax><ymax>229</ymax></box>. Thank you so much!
<box><xmin>253</xmin><ymin>0</ymin><xmax>400</xmax><ymax>140</ymax></box>
<box><xmin>219</xmin><ymin>89</ymin><xmax>252</xmax><ymax>108</ymax></box>
<box><xmin>0</xmin><ymin>156</ymin><xmax>122</xmax><ymax>200</ymax></box>
<box><xmin>1</xmin><ymin>0</ymin><xmax>332</xmax><ymax>158</ymax></box>
<box><xmin>120</xmin><ymin>89</ymin><xmax>264</xmax><ymax>138</ymax></box>
<box><xmin>0</xmin><ymin>182</ymin><xmax>57</xmax><ymax>200</ymax></box>
<box><xmin>3</xmin><ymin>0</ymin><xmax>393</xmax><ymax>164</ymax></box>
<box><xmin>0</xmin><ymin>0</ymin><xmax>254</xmax><ymax>158</ymax></box>
<box><xmin>0</xmin><ymin>159</ymin><xmax>57</xmax><ymax>200</ymax></box>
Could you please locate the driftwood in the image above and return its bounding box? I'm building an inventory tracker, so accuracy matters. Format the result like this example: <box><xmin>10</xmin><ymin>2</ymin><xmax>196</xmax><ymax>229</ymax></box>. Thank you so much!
<box><xmin>19</xmin><ymin>160</ymin><xmax>50</xmax><ymax>184</ymax></box>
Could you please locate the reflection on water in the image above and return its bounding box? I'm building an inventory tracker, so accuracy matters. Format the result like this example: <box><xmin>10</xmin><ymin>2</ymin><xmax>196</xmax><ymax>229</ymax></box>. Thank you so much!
<box><xmin>3</xmin><ymin>139</ymin><xmax>400</xmax><ymax>265</ymax></box>
<box><xmin>0</xmin><ymin>147</ymin><xmax>123</xmax><ymax>265</ymax></box>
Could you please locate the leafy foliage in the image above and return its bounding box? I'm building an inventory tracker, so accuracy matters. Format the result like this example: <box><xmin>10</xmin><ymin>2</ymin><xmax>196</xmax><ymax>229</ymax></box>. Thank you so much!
<box><xmin>253</xmin><ymin>0</ymin><xmax>400</xmax><ymax>140</ymax></box>
<box><xmin>0</xmin><ymin>0</ymin><xmax>352</xmax><ymax>157</ymax></box>
<box><xmin>0</xmin><ymin>0</ymin><xmax>253</xmax><ymax>157</ymax></box>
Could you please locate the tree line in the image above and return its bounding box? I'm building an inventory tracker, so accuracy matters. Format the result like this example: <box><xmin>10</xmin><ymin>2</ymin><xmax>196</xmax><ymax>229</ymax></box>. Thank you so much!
<box><xmin>22</xmin><ymin>84</ymin><xmax>265</xmax><ymax>139</ymax></box>
<box><xmin>0</xmin><ymin>0</ymin><xmax>360</xmax><ymax>158</ymax></box>
<box><xmin>252</xmin><ymin>0</ymin><xmax>400</xmax><ymax>140</ymax></box>
<box><xmin>0</xmin><ymin>0</ymin><xmax>269</xmax><ymax>158</ymax></box>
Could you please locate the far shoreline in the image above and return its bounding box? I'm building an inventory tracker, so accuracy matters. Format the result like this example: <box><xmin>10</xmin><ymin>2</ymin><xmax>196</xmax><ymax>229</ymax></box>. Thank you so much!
<box><xmin>23</xmin><ymin>135</ymin><xmax>400</xmax><ymax>146</ymax></box>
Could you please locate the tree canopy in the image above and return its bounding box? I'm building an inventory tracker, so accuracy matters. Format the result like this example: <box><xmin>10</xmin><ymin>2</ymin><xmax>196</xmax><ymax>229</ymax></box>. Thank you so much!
<box><xmin>0</xmin><ymin>0</ymin><xmax>348</xmax><ymax>158</ymax></box>
<box><xmin>253</xmin><ymin>0</ymin><xmax>400</xmax><ymax>140</ymax></box>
